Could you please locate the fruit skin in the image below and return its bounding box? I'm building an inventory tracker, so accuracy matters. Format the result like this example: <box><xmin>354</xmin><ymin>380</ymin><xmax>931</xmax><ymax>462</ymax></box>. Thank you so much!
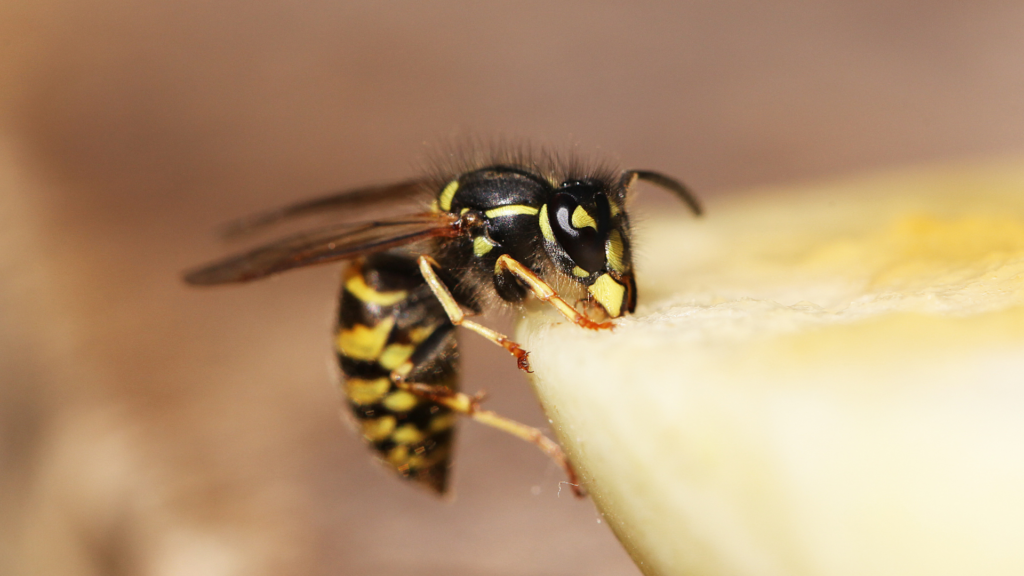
<box><xmin>518</xmin><ymin>160</ymin><xmax>1024</xmax><ymax>576</ymax></box>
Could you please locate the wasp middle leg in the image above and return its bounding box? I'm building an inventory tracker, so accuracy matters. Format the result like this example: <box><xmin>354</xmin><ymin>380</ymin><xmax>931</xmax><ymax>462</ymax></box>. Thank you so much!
<box><xmin>417</xmin><ymin>255</ymin><xmax>532</xmax><ymax>371</ymax></box>
<box><xmin>388</xmin><ymin>326</ymin><xmax>584</xmax><ymax>497</ymax></box>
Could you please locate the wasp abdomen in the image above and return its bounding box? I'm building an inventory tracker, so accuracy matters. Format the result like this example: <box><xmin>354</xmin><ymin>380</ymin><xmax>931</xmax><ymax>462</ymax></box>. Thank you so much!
<box><xmin>335</xmin><ymin>253</ymin><xmax>458</xmax><ymax>494</ymax></box>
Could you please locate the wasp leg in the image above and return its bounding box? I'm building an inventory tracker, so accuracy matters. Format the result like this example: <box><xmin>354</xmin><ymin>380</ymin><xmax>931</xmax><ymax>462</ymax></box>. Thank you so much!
<box><xmin>417</xmin><ymin>255</ymin><xmax>532</xmax><ymax>372</ymax></box>
<box><xmin>495</xmin><ymin>254</ymin><xmax>614</xmax><ymax>330</ymax></box>
<box><xmin>389</xmin><ymin>342</ymin><xmax>585</xmax><ymax>498</ymax></box>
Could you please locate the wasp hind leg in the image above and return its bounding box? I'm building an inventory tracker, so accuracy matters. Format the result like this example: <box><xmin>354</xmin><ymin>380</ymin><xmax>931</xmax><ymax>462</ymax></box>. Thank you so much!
<box><xmin>389</xmin><ymin>325</ymin><xmax>585</xmax><ymax>497</ymax></box>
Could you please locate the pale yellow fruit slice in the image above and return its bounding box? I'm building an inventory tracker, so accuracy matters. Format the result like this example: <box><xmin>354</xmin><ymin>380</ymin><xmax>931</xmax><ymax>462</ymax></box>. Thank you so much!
<box><xmin>518</xmin><ymin>160</ymin><xmax>1024</xmax><ymax>576</ymax></box>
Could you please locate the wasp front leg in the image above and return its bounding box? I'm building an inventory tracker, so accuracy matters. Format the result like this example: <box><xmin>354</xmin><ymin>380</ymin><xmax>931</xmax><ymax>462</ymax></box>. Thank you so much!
<box><xmin>494</xmin><ymin>254</ymin><xmax>614</xmax><ymax>330</ymax></box>
<box><xmin>417</xmin><ymin>255</ymin><xmax>532</xmax><ymax>371</ymax></box>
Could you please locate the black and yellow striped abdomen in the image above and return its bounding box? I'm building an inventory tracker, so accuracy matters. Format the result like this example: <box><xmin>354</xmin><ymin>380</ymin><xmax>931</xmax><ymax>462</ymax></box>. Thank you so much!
<box><xmin>335</xmin><ymin>253</ymin><xmax>459</xmax><ymax>493</ymax></box>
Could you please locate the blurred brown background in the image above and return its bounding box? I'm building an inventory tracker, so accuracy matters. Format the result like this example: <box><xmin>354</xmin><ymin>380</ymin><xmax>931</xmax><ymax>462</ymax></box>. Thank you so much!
<box><xmin>1</xmin><ymin>1</ymin><xmax>1022</xmax><ymax>575</ymax></box>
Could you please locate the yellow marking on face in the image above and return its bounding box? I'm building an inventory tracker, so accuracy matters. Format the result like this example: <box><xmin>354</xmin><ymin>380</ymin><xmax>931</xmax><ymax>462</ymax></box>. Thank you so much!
<box><xmin>361</xmin><ymin>415</ymin><xmax>396</xmax><ymax>441</ymax></box>
<box><xmin>539</xmin><ymin>204</ymin><xmax>555</xmax><ymax>241</ymax></box>
<box><xmin>588</xmin><ymin>273</ymin><xmax>626</xmax><ymax>318</ymax></box>
<box><xmin>345</xmin><ymin>377</ymin><xmax>391</xmax><ymax>405</ymax></box>
<box><xmin>344</xmin><ymin>274</ymin><xmax>408</xmax><ymax>306</ymax></box>
<box><xmin>391</xmin><ymin>424</ymin><xmax>426</xmax><ymax>445</ymax></box>
<box><xmin>473</xmin><ymin>235</ymin><xmax>496</xmax><ymax>257</ymax></box>
<box><xmin>572</xmin><ymin>266</ymin><xmax>590</xmax><ymax>278</ymax></box>
<box><xmin>378</xmin><ymin>343</ymin><xmax>415</xmax><ymax>370</ymax></box>
<box><xmin>606</xmin><ymin>229</ymin><xmax>627</xmax><ymax>273</ymax></box>
<box><xmin>485</xmin><ymin>204</ymin><xmax>539</xmax><ymax>219</ymax></box>
<box><xmin>438</xmin><ymin>180</ymin><xmax>459</xmax><ymax>211</ymax></box>
<box><xmin>383</xmin><ymin>390</ymin><xmax>419</xmax><ymax>412</ymax></box>
<box><xmin>336</xmin><ymin>318</ymin><xmax>395</xmax><ymax>361</ymax></box>
<box><xmin>571</xmin><ymin>205</ymin><xmax>598</xmax><ymax>230</ymax></box>
<box><xmin>429</xmin><ymin>413</ymin><xmax>456</xmax><ymax>432</ymax></box>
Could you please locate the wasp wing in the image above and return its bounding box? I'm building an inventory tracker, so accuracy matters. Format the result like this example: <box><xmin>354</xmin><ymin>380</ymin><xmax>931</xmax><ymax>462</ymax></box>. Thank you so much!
<box><xmin>221</xmin><ymin>179</ymin><xmax>430</xmax><ymax>239</ymax></box>
<box><xmin>185</xmin><ymin>211</ymin><xmax>460</xmax><ymax>285</ymax></box>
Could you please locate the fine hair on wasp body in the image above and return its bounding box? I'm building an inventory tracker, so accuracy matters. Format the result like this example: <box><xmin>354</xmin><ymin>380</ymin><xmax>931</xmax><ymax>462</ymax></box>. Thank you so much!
<box><xmin>184</xmin><ymin>146</ymin><xmax>701</xmax><ymax>496</ymax></box>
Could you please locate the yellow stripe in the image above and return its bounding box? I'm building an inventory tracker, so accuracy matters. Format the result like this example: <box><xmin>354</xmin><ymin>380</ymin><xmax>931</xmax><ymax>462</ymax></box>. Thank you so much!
<box><xmin>361</xmin><ymin>416</ymin><xmax>396</xmax><ymax>441</ymax></box>
<box><xmin>485</xmin><ymin>204</ymin><xmax>539</xmax><ymax>219</ymax></box>
<box><xmin>346</xmin><ymin>377</ymin><xmax>391</xmax><ymax>405</ymax></box>
<box><xmin>438</xmin><ymin>180</ymin><xmax>459</xmax><ymax>211</ymax></box>
<box><xmin>336</xmin><ymin>318</ymin><xmax>395</xmax><ymax>360</ymax></box>
<box><xmin>588</xmin><ymin>273</ymin><xmax>625</xmax><ymax>318</ymax></box>
<box><xmin>473</xmin><ymin>235</ymin><xmax>495</xmax><ymax>256</ymax></box>
<box><xmin>387</xmin><ymin>444</ymin><xmax>410</xmax><ymax>467</ymax></box>
<box><xmin>539</xmin><ymin>204</ymin><xmax>554</xmax><ymax>241</ymax></box>
<box><xmin>378</xmin><ymin>343</ymin><xmax>416</xmax><ymax>370</ymax></box>
<box><xmin>344</xmin><ymin>274</ymin><xmax>408</xmax><ymax>306</ymax></box>
<box><xmin>606</xmin><ymin>229</ymin><xmax>626</xmax><ymax>273</ymax></box>
<box><xmin>408</xmin><ymin>325</ymin><xmax>437</xmax><ymax>344</ymax></box>
<box><xmin>391</xmin><ymin>424</ymin><xmax>426</xmax><ymax>445</ymax></box>
<box><xmin>429</xmin><ymin>413</ymin><xmax>456</xmax><ymax>432</ymax></box>
<box><xmin>383</xmin><ymin>390</ymin><xmax>419</xmax><ymax>412</ymax></box>
<box><xmin>571</xmin><ymin>205</ymin><xmax>598</xmax><ymax>230</ymax></box>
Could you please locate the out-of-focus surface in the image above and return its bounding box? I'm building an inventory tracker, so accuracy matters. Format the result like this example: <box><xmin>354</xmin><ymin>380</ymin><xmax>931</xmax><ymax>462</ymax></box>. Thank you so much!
<box><xmin>1</xmin><ymin>2</ymin><xmax>1023</xmax><ymax>574</ymax></box>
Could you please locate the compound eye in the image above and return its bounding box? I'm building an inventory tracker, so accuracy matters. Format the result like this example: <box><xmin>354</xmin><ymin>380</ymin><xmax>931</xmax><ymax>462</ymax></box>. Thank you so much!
<box><xmin>548</xmin><ymin>193</ymin><xmax>608</xmax><ymax>272</ymax></box>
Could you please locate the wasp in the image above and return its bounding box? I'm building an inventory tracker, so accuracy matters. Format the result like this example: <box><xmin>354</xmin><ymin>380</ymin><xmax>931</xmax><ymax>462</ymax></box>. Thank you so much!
<box><xmin>184</xmin><ymin>149</ymin><xmax>701</xmax><ymax>496</ymax></box>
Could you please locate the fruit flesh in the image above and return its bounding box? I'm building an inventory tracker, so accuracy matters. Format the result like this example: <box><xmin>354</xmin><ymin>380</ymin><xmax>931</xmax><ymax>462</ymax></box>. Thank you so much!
<box><xmin>518</xmin><ymin>160</ymin><xmax>1024</xmax><ymax>576</ymax></box>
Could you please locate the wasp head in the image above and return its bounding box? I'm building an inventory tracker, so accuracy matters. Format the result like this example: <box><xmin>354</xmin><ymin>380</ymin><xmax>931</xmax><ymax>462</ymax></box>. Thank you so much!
<box><xmin>539</xmin><ymin>179</ymin><xmax>636</xmax><ymax>318</ymax></box>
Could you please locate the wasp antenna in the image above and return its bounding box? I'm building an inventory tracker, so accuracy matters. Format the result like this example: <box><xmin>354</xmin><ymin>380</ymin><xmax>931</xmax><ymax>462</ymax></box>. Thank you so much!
<box><xmin>621</xmin><ymin>170</ymin><xmax>703</xmax><ymax>216</ymax></box>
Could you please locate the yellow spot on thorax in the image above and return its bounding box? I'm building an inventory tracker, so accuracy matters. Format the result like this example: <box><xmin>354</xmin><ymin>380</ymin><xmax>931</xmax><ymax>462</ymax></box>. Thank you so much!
<box><xmin>606</xmin><ymin>229</ymin><xmax>627</xmax><ymax>273</ymax></box>
<box><xmin>473</xmin><ymin>235</ymin><xmax>496</xmax><ymax>256</ymax></box>
<box><xmin>571</xmin><ymin>205</ymin><xmax>598</xmax><ymax>230</ymax></box>
<box><xmin>589</xmin><ymin>273</ymin><xmax>625</xmax><ymax>318</ymax></box>
<box><xmin>346</xmin><ymin>377</ymin><xmax>392</xmax><ymax>405</ymax></box>
<box><xmin>344</xmin><ymin>274</ymin><xmax>408</xmax><ymax>306</ymax></box>
<box><xmin>572</xmin><ymin>266</ymin><xmax>590</xmax><ymax>278</ymax></box>
<box><xmin>336</xmin><ymin>318</ymin><xmax>395</xmax><ymax>360</ymax></box>
<box><xmin>438</xmin><ymin>180</ymin><xmax>459</xmax><ymax>212</ymax></box>
<box><xmin>485</xmin><ymin>205</ymin><xmax>539</xmax><ymax>219</ymax></box>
